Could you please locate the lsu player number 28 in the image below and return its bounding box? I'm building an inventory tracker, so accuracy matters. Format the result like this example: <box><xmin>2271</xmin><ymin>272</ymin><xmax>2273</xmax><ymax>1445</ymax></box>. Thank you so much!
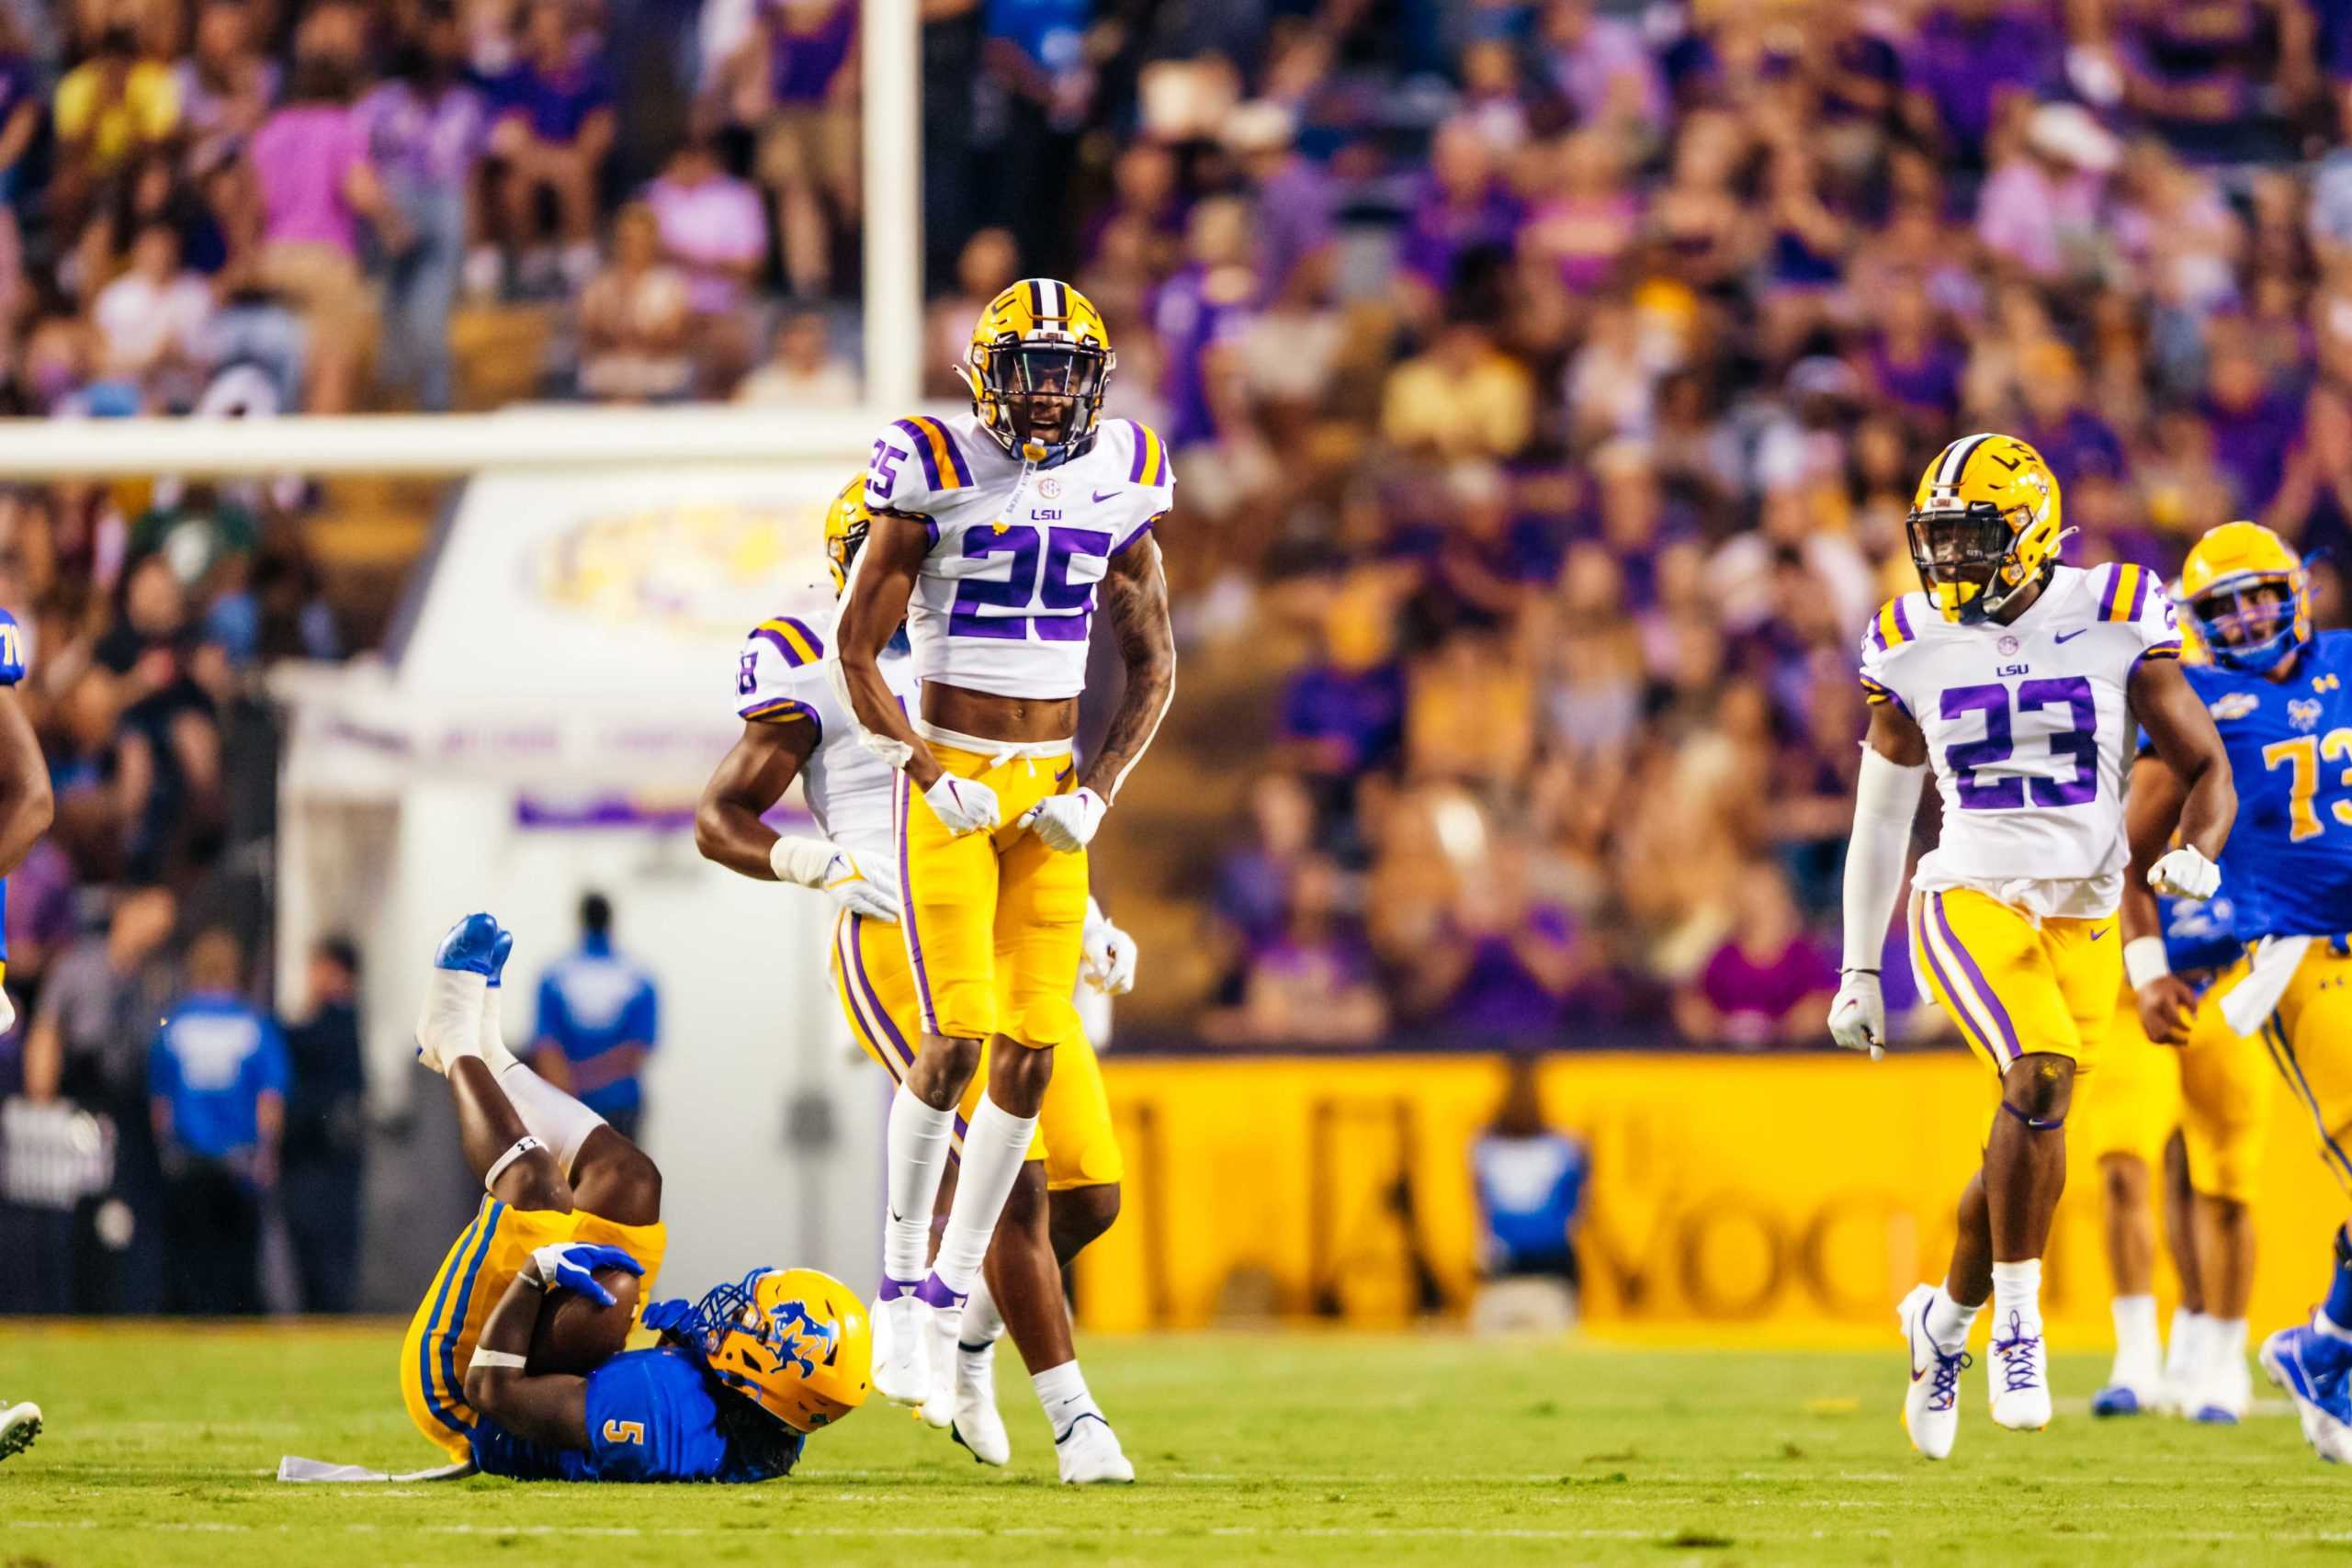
<box><xmin>836</xmin><ymin>277</ymin><xmax>1176</xmax><ymax>1432</ymax></box>
<box><xmin>1829</xmin><ymin>433</ymin><xmax>2234</xmax><ymax>1461</ymax></box>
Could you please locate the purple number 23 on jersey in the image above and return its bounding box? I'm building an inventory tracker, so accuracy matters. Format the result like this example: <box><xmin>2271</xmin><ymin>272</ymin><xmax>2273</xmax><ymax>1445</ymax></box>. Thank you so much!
<box><xmin>1941</xmin><ymin>677</ymin><xmax>2098</xmax><ymax>810</ymax></box>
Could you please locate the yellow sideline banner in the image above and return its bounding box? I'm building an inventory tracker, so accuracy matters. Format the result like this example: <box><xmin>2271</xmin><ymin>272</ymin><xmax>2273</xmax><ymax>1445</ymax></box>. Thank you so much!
<box><xmin>1074</xmin><ymin>1053</ymin><xmax>2351</xmax><ymax>1347</ymax></box>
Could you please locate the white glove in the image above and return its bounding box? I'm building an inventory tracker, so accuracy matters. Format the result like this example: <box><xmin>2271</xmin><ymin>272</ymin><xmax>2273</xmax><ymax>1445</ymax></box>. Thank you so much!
<box><xmin>1021</xmin><ymin>786</ymin><xmax>1106</xmax><ymax>854</ymax></box>
<box><xmin>770</xmin><ymin>836</ymin><xmax>902</xmax><ymax>922</ymax></box>
<box><xmin>1827</xmin><ymin>970</ymin><xmax>1886</xmax><ymax>1057</ymax></box>
<box><xmin>922</xmin><ymin>771</ymin><xmax>1001</xmax><ymax>836</ymax></box>
<box><xmin>1081</xmin><ymin>903</ymin><xmax>1138</xmax><ymax>996</ymax></box>
<box><xmin>2148</xmin><ymin>846</ymin><xmax>2221</xmax><ymax>900</ymax></box>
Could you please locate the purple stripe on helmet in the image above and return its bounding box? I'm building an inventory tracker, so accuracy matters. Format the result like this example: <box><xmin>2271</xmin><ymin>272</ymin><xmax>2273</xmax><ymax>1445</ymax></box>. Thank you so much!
<box><xmin>2124</xmin><ymin>567</ymin><xmax>2148</xmax><ymax>624</ymax></box>
<box><xmin>895</xmin><ymin>420</ymin><xmax>944</xmax><ymax>491</ymax></box>
<box><xmin>937</xmin><ymin>424</ymin><xmax>973</xmax><ymax>488</ymax></box>
<box><xmin>1126</xmin><ymin>421</ymin><xmax>1149</xmax><ymax>484</ymax></box>
<box><xmin>896</xmin><ymin>773</ymin><xmax>939</xmax><ymax>1035</ymax></box>
<box><xmin>1891</xmin><ymin>597</ymin><xmax>1913</xmax><ymax>642</ymax></box>
<box><xmin>1932</xmin><ymin>893</ymin><xmax>2023</xmax><ymax>1060</ymax></box>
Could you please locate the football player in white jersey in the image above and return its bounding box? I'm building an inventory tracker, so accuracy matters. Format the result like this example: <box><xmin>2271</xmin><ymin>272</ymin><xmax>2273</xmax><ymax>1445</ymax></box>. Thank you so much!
<box><xmin>695</xmin><ymin>477</ymin><xmax>1139</xmax><ymax>1482</ymax></box>
<box><xmin>1828</xmin><ymin>433</ymin><xmax>2234</xmax><ymax>1460</ymax></box>
<box><xmin>833</xmin><ymin>278</ymin><xmax>1175</xmax><ymax>1460</ymax></box>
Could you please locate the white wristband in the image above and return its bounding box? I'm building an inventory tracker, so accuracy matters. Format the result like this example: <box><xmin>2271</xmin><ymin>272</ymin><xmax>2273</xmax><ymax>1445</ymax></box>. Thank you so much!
<box><xmin>2123</xmin><ymin>935</ymin><xmax>2170</xmax><ymax>990</ymax></box>
<box><xmin>768</xmin><ymin>835</ymin><xmax>840</xmax><ymax>888</ymax></box>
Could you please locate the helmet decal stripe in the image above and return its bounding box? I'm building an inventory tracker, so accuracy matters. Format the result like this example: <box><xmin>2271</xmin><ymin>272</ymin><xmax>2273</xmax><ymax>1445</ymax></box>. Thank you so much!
<box><xmin>1936</xmin><ymin>432</ymin><xmax>1996</xmax><ymax>487</ymax></box>
<box><xmin>1027</xmin><ymin>278</ymin><xmax>1046</xmax><ymax>319</ymax></box>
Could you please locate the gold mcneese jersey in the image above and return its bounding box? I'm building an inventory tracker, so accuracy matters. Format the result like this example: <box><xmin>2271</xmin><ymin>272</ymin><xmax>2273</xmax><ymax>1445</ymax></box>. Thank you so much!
<box><xmin>861</xmin><ymin>410</ymin><xmax>1172</xmax><ymax>701</ymax></box>
<box><xmin>1858</xmin><ymin>562</ymin><xmax>2182</xmax><ymax>919</ymax></box>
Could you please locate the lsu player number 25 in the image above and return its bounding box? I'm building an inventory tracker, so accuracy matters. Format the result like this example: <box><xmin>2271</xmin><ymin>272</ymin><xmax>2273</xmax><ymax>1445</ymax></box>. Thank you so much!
<box><xmin>836</xmin><ymin>277</ymin><xmax>1176</xmax><ymax>1430</ymax></box>
<box><xmin>1829</xmin><ymin>433</ymin><xmax>2234</xmax><ymax>1462</ymax></box>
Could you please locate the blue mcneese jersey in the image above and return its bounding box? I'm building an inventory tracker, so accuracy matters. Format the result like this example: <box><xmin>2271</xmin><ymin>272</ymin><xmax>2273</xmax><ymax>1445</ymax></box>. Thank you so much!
<box><xmin>467</xmin><ymin>1348</ymin><xmax>803</xmax><ymax>1483</ymax></box>
<box><xmin>2160</xmin><ymin>892</ymin><xmax>2239</xmax><ymax>980</ymax></box>
<box><xmin>2188</xmin><ymin>628</ymin><xmax>2352</xmax><ymax>942</ymax></box>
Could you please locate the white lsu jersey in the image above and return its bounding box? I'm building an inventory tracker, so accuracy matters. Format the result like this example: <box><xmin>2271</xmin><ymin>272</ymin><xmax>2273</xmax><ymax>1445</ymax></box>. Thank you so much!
<box><xmin>1858</xmin><ymin>562</ymin><xmax>2183</xmax><ymax>919</ymax></box>
<box><xmin>734</xmin><ymin>613</ymin><xmax>914</xmax><ymax>867</ymax></box>
<box><xmin>862</xmin><ymin>410</ymin><xmax>1172</xmax><ymax>701</ymax></box>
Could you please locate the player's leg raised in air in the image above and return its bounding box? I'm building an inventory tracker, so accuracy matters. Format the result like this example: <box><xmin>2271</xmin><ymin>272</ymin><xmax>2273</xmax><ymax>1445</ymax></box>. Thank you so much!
<box><xmin>400</xmin><ymin>914</ymin><xmax>667</xmax><ymax>1463</ymax></box>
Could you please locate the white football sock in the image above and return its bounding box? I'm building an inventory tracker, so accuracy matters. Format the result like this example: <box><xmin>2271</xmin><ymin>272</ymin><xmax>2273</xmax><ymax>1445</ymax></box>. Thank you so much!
<box><xmin>1992</xmin><ymin>1258</ymin><xmax>2043</xmax><ymax>1333</ymax></box>
<box><xmin>1926</xmin><ymin>1285</ymin><xmax>1982</xmax><ymax>1353</ymax></box>
<box><xmin>2211</xmin><ymin>1315</ymin><xmax>2248</xmax><ymax>1371</ymax></box>
<box><xmin>492</xmin><ymin>1059</ymin><xmax>606</xmax><ymax>1176</ymax></box>
<box><xmin>1033</xmin><ymin>1359</ymin><xmax>1102</xmax><ymax>1438</ymax></box>
<box><xmin>480</xmin><ymin>982</ymin><xmax>522</xmax><ymax>1076</ymax></box>
<box><xmin>930</xmin><ymin>1095</ymin><xmax>1037</xmax><ymax>1296</ymax></box>
<box><xmin>885</xmin><ymin>1084</ymin><xmax>956</xmax><ymax>1282</ymax></box>
<box><xmin>2112</xmin><ymin>1293</ymin><xmax>2159</xmax><ymax>1371</ymax></box>
<box><xmin>961</xmin><ymin>1275</ymin><xmax>1007</xmax><ymax>1348</ymax></box>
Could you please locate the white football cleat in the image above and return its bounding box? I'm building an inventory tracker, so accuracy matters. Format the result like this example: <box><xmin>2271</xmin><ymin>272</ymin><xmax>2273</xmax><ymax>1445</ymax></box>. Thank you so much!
<box><xmin>917</xmin><ymin>1297</ymin><xmax>963</xmax><ymax>1430</ymax></box>
<box><xmin>1898</xmin><ymin>1283</ymin><xmax>1968</xmax><ymax>1461</ymax></box>
<box><xmin>2092</xmin><ymin>1339</ymin><xmax>2163</xmax><ymax>1417</ymax></box>
<box><xmin>1987</xmin><ymin>1310</ymin><xmax>2052</xmax><ymax>1431</ymax></box>
<box><xmin>2188</xmin><ymin>1335</ymin><xmax>2253</xmax><ymax>1425</ymax></box>
<box><xmin>1055</xmin><ymin>1413</ymin><xmax>1135</xmax><ymax>1484</ymax></box>
<box><xmin>870</xmin><ymin>1289</ymin><xmax>930</xmax><ymax>1409</ymax></box>
<box><xmin>948</xmin><ymin>1340</ymin><xmax>1011</xmax><ymax>1466</ymax></box>
<box><xmin>0</xmin><ymin>1401</ymin><xmax>41</xmax><ymax>1462</ymax></box>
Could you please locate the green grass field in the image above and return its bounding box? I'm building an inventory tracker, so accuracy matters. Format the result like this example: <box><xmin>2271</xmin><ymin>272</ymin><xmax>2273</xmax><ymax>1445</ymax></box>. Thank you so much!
<box><xmin>4</xmin><ymin>1325</ymin><xmax>2351</xmax><ymax>1567</ymax></box>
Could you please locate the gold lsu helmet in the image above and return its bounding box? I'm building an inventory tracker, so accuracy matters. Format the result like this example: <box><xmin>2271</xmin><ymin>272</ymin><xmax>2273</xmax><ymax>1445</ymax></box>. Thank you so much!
<box><xmin>690</xmin><ymin>1266</ymin><xmax>871</xmax><ymax>1433</ymax></box>
<box><xmin>1906</xmin><ymin>432</ymin><xmax>2065</xmax><ymax>624</ymax></box>
<box><xmin>2178</xmin><ymin>519</ymin><xmax>2310</xmax><ymax>674</ymax></box>
<box><xmin>822</xmin><ymin>473</ymin><xmax>870</xmax><ymax>596</ymax></box>
<box><xmin>957</xmin><ymin>277</ymin><xmax>1114</xmax><ymax>464</ymax></box>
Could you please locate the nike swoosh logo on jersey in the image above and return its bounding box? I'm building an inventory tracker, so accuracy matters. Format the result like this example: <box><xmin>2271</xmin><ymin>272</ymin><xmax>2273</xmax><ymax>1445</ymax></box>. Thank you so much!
<box><xmin>1092</xmin><ymin>489</ymin><xmax>1122</xmax><ymax>503</ymax></box>
<box><xmin>2055</xmin><ymin>628</ymin><xmax>2087</xmax><ymax>643</ymax></box>
<box><xmin>2090</xmin><ymin>929</ymin><xmax>2110</xmax><ymax>941</ymax></box>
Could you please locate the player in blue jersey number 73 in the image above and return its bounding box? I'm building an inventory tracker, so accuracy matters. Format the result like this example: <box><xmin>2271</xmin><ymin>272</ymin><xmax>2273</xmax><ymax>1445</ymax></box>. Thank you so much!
<box><xmin>1829</xmin><ymin>434</ymin><xmax>2234</xmax><ymax>1461</ymax></box>
<box><xmin>2120</xmin><ymin>522</ymin><xmax>2352</xmax><ymax>1465</ymax></box>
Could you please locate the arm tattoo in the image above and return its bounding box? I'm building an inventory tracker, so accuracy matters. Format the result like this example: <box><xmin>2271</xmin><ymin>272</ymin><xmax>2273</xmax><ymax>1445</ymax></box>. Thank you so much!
<box><xmin>1084</xmin><ymin>533</ymin><xmax>1176</xmax><ymax>803</ymax></box>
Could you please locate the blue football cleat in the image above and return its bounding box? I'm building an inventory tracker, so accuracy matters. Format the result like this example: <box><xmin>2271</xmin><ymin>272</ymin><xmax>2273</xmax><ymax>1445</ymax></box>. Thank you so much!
<box><xmin>2262</xmin><ymin>1325</ymin><xmax>2352</xmax><ymax>1461</ymax></box>
<box><xmin>485</xmin><ymin>927</ymin><xmax>514</xmax><ymax>988</ymax></box>
<box><xmin>2090</xmin><ymin>1384</ymin><xmax>2144</xmax><ymax>1417</ymax></box>
<box><xmin>434</xmin><ymin>913</ymin><xmax>503</xmax><ymax>976</ymax></box>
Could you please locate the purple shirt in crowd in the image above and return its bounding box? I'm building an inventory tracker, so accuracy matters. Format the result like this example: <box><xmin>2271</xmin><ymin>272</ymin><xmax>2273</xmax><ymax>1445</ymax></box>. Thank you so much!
<box><xmin>1868</xmin><ymin>336</ymin><xmax>1965</xmax><ymax>417</ymax></box>
<box><xmin>1149</xmin><ymin>262</ymin><xmax>1250</xmax><ymax>447</ymax></box>
<box><xmin>1445</xmin><ymin>905</ymin><xmax>1580</xmax><ymax>1040</ymax></box>
<box><xmin>249</xmin><ymin>103</ymin><xmax>368</xmax><ymax>253</ymax></box>
<box><xmin>646</xmin><ymin>171</ymin><xmax>768</xmax><ymax>314</ymax></box>
<box><xmin>1280</xmin><ymin>660</ymin><xmax>1405</xmax><ymax>778</ymax></box>
<box><xmin>1698</xmin><ymin>936</ymin><xmax>1837</xmax><ymax>1048</ymax></box>
<box><xmin>2027</xmin><ymin>408</ymin><xmax>2129</xmax><ymax>483</ymax></box>
<box><xmin>1396</xmin><ymin>177</ymin><xmax>1520</xmax><ymax>289</ymax></box>
<box><xmin>356</xmin><ymin>80</ymin><xmax>488</xmax><ymax>186</ymax></box>
<box><xmin>2206</xmin><ymin>388</ymin><xmax>2300</xmax><ymax>513</ymax></box>
<box><xmin>493</xmin><ymin>50</ymin><xmax>615</xmax><ymax>142</ymax></box>
<box><xmin>1903</xmin><ymin>6</ymin><xmax>2060</xmax><ymax>154</ymax></box>
<box><xmin>767</xmin><ymin>0</ymin><xmax>856</xmax><ymax>104</ymax></box>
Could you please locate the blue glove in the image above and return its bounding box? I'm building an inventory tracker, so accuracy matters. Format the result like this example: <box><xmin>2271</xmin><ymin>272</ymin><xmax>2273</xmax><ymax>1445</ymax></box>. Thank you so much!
<box><xmin>640</xmin><ymin>1298</ymin><xmax>695</xmax><ymax>1337</ymax></box>
<box><xmin>486</xmin><ymin>927</ymin><xmax>514</xmax><ymax>989</ymax></box>
<box><xmin>524</xmin><ymin>1243</ymin><xmax>643</xmax><ymax>1307</ymax></box>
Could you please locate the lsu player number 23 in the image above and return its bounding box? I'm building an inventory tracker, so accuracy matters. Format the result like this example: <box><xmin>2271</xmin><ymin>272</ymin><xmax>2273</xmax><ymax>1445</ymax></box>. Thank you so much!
<box><xmin>1829</xmin><ymin>434</ymin><xmax>2234</xmax><ymax>1461</ymax></box>
<box><xmin>837</xmin><ymin>278</ymin><xmax>1176</xmax><ymax>1427</ymax></box>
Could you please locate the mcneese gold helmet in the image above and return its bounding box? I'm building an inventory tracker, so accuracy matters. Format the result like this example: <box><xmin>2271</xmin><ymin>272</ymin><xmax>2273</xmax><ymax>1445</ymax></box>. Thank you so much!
<box><xmin>1907</xmin><ymin>433</ymin><xmax>2064</xmax><ymax>624</ymax></box>
<box><xmin>2178</xmin><ymin>520</ymin><xmax>2310</xmax><ymax>674</ymax></box>
<box><xmin>822</xmin><ymin>473</ymin><xmax>869</xmax><ymax>596</ymax></box>
<box><xmin>957</xmin><ymin>278</ymin><xmax>1114</xmax><ymax>464</ymax></box>
<box><xmin>693</xmin><ymin>1266</ymin><xmax>871</xmax><ymax>1434</ymax></box>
